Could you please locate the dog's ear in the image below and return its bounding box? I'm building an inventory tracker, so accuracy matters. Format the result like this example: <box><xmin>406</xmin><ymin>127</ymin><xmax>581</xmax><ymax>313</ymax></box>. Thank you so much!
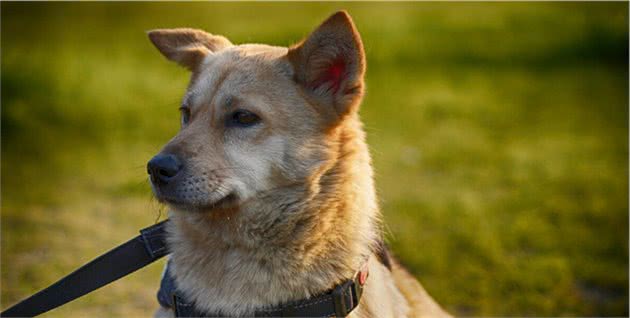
<box><xmin>147</xmin><ymin>28</ymin><xmax>232</xmax><ymax>71</ymax></box>
<box><xmin>288</xmin><ymin>11</ymin><xmax>366</xmax><ymax>121</ymax></box>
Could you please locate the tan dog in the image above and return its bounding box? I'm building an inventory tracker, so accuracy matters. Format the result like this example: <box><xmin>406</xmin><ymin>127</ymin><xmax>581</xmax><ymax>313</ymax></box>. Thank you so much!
<box><xmin>147</xmin><ymin>11</ymin><xmax>450</xmax><ymax>318</ymax></box>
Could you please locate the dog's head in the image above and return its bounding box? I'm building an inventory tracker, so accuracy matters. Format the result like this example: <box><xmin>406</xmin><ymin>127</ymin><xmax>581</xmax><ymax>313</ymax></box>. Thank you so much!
<box><xmin>147</xmin><ymin>11</ymin><xmax>366</xmax><ymax>214</ymax></box>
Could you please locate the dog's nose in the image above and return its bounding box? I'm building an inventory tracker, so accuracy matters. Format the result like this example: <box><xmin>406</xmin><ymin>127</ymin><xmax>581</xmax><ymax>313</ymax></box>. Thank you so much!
<box><xmin>147</xmin><ymin>153</ymin><xmax>182</xmax><ymax>184</ymax></box>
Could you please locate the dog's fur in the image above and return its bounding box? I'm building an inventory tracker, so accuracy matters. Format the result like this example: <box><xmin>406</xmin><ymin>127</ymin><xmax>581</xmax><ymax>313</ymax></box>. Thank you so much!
<box><xmin>148</xmin><ymin>11</ymin><xmax>450</xmax><ymax>318</ymax></box>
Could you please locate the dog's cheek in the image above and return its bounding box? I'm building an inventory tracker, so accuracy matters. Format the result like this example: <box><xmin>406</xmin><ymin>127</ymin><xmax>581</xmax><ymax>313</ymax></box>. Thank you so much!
<box><xmin>272</xmin><ymin>136</ymin><xmax>335</xmax><ymax>194</ymax></box>
<box><xmin>225</xmin><ymin>136</ymin><xmax>285</xmax><ymax>198</ymax></box>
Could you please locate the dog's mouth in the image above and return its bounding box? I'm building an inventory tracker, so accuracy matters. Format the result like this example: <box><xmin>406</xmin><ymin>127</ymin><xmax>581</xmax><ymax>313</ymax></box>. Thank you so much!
<box><xmin>199</xmin><ymin>192</ymin><xmax>238</xmax><ymax>210</ymax></box>
<box><xmin>153</xmin><ymin>187</ymin><xmax>238</xmax><ymax>212</ymax></box>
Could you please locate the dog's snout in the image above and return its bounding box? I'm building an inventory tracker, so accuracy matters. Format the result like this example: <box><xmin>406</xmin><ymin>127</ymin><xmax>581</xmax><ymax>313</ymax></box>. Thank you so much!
<box><xmin>148</xmin><ymin>153</ymin><xmax>182</xmax><ymax>184</ymax></box>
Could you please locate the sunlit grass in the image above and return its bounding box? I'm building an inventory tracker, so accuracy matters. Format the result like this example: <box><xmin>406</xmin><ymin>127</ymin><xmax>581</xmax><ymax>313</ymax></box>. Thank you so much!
<box><xmin>2</xmin><ymin>2</ymin><xmax>628</xmax><ymax>317</ymax></box>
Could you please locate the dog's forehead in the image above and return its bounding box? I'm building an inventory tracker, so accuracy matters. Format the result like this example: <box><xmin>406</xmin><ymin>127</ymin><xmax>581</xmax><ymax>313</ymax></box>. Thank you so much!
<box><xmin>183</xmin><ymin>45</ymin><xmax>291</xmax><ymax>109</ymax></box>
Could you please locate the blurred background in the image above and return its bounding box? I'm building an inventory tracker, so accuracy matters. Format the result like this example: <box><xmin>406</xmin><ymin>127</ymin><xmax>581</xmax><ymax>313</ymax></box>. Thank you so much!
<box><xmin>1</xmin><ymin>2</ymin><xmax>628</xmax><ymax>317</ymax></box>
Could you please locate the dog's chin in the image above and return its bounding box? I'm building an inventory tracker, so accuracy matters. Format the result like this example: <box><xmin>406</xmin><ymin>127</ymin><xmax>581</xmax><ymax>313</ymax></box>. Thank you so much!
<box><xmin>155</xmin><ymin>191</ymin><xmax>239</xmax><ymax>213</ymax></box>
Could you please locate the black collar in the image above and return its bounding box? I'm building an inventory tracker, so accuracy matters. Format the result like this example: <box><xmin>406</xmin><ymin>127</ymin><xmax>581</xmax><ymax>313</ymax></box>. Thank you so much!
<box><xmin>159</xmin><ymin>260</ymin><xmax>370</xmax><ymax>317</ymax></box>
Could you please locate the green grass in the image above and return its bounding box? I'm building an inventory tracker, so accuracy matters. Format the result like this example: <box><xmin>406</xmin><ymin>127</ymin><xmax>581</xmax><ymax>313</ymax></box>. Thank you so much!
<box><xmin>2</xmin><ymin>2</ymin><xmax>628</xmax><ymax>317</ymax></box>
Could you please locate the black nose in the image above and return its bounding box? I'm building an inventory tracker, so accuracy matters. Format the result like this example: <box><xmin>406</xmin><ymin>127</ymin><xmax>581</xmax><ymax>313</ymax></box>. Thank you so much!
<box><xmin>147</xmin><ymin>153</ymin><xmax>182</xmax><ymax>184</ymax></box>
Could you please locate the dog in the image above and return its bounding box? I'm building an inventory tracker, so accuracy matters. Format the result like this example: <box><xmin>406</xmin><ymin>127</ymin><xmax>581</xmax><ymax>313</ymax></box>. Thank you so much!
<box><xmin>146</xmin><ymin>11</ymin><xmax>451</xmax><ymax>318</ymax></box>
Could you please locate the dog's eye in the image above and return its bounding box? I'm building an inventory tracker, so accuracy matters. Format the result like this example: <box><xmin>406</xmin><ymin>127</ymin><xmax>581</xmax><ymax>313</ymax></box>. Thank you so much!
<box><xmin>180</xmin><ymin>107</ymin><xmax>191</xmax><ymax>126</ymax></box>
<box><xmin>228</xmin><ymin>110</ymin><xmax>261</xmax><ymax>127</ymax></box>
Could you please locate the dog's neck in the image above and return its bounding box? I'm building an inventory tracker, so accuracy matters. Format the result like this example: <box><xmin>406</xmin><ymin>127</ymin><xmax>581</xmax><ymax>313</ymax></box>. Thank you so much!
<box><xmin>167</xmin><ymin>116</ymin><xmax>380</xmax><ymax>316</ymax></box>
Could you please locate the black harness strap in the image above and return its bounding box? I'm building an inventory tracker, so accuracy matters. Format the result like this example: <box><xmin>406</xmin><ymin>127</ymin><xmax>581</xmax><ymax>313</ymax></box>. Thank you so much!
<box><xmin>1</xmin><ymin>221</ymin><xmax>169</xmax><ymax>317</ymax></box>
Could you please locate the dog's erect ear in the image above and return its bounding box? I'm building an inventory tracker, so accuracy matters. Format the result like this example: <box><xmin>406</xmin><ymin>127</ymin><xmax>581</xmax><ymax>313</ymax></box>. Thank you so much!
<box><xmin>147</xmin><ymin>28</ymin><xmax>232</xmax><ymax>71</ymax></box>
<box><xmin>288</xmin><ymin>11</ymin><xmax>366</xmax><ymax>120</ymax></box>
